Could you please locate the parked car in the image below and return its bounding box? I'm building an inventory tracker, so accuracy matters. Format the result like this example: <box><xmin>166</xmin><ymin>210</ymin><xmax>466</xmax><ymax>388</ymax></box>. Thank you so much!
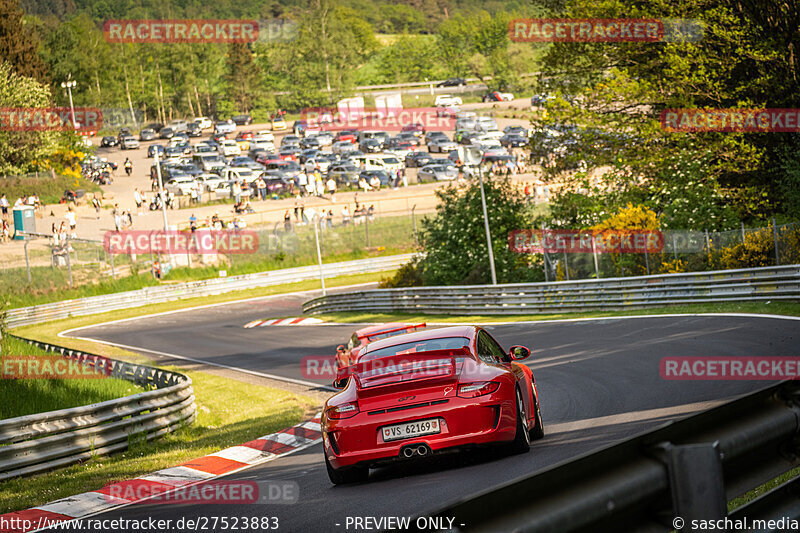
<box><xmin>254</xmin><ymin>131</ymin><xmax>275</xmax><ymax>142</ymax></box>
<box><xmin>148</xmin><ymin>144</ymin><xmax>166</xmax><ymax>158</ymax></box>
<box><xmin>231</xmin><ymin>114</ymin><xmax>252</xmax><ymax>126</ymax></box>
<box><xmin>194</xmin><ymin>116</ymin><xmax>212</xmax><ymax>130</ymax></box>
<box><xmin>145</xmin><ymin>122</ymin><xmax>164</xmax><ymax>133</ymax></box>
<box><xmin>405</xmin><ymin>151</ymin><xmax>434</xmax><ymax>168</ymax></box>
<box><xmin>300</xmin><ymin>136</ymin><xmax>321</xmax><ymax>150</ymax></box>
<box><xmin>334</xmin><ymin>130</ymin><xmax>358</xmax><ymax>143</ymax></box>
<box><xmin>195</xmin><ymin>173</ymin><xmax>225</xmax><ymax>192</ymax></box>
<box><xmin>230</xmin><ymin>156</ymin><xmax>264</xmax><ymax>171</ymax></box>
<box><xmin>333</xmin><ymin>141</ymin><xmax>358</xmax><ymax>155</ymax></box>
<box><xmin>186</xmin><ymin>122</ymin><xmax>202</xmax><ymax>137</ymax></box>
<box><xmin>322</xmin><ymin>325</ymin><xmax>542</xmax><ymax>484</ymax></box>
<box><xmin>327</xmin><ymin>163</ymin><xmax>360</xmax><ymax>185</ymax></box>
<box><xmin>396</xmin><ymin>132</ymin><xmax>422</xmax><ymax>146</ymax></box>
<box><xmin>120</xmin><ymin>135</ymin><xmax>140</xmax><ymax>150</ymax></box>
<box><xmin>434</xmin><ymin>94</ymin><xmax>463</xmax><ymax>107</ymax></box>
<box><xmin>159</xmin><ymin>127</ymin><xmax>175</xmax><ymax>139</ymax></box>
<box><xmin>425</xmin><ymin>131</ymin><xmax>449</xmax><ymax>145</ymax></box>
<box><xmin>270</xmin><ymin>115</ymin><xmax>288</xmax><ymax>131</ymax></box>
<box><xmin>359</xmin><ymin>169</ymin><xmax>391</xmax><ymax>188</ymax></box>
<box><xmin>137</xmin><ymin>128</ymin><xmax>155</xmax><ymax>141</ymax></box>
<box><xmin>100</xmin><ymin>136</ymin><xmax>118</xmax><ymax>147</ymax></box>
<box><xmin>193</xmin><ymin>153</ymin><xmax>227</xmax><ymax>172</ymax></box>
<box><xmin>281</xmin><ymin>134</ymin><xmax>302</xmax><ymax>147</ymax></box>
<box><xmin>437</xmin><ymin>77</ymin><xmax>467</xmax><ymax>87</ymax></box>
<box><xmin>165</xmin><ymin>176</ymin><xmax>197</xmax><ymax>195</ymax></box>
<box><xmin>217</xmin><ymin>140</ymin><xmax>240</xmax><ymax>157</ymax></box>
<box><xmin>504</xmin><ymin>125</ymin><xmax>528</xmax><ymax>137</ymax></box>
<box><xmin>193</xmin><ymin>143</ymin><xmax>216</xmax><ymax>155</ymax></box>
<box><xmin>500</xmin><ymin>134</ymin><xmax>528</xmax><ymax>148</ymax></box>
<box><xmin>482</xmin><ymin>91</ymin><xmax>514</xmax><ymax>102</ymax></box>
<box><xmin>428</xmin><ymin>137</ymin><xmax>458</xmax><ymax>154</ymax></box>
<box><xmin>358</xmin><ymin>138</ymin><xmax>382</xmax><ymax>153</ymax></box>
<box><xmin>214</xmin><ymin>120</ymin><xmax>236</xmax><ymax>135</ymax></box>
<box><xmin>316</xmin><ymin>132</ymin><xmax>334</xmax><ymax>146</ymax></box>
<box><xmin>530</xmin><ymin>94</ymin><xmax>556</xmax><ymax>106</ymax></box>
<box><xmin>418</xmin><ymin>163</ymin><xmax>458</xmax><ymax>181</ymax></box>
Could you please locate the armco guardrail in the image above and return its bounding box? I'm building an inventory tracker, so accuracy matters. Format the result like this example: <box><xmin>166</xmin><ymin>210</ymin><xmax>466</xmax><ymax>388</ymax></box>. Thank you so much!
<box><xmin>0</xmin><ymin>335</ymin><xmax>195</xmax><ymax>481</ymax></box>
<box><xmin>5</xmin><ymin>254</ymin><xmax>411</xmax><ymax>329</ymax></box>
<box><xmin>303</xmin><ymin>264</ymin><xmax>800</xmax><ymax>316</ymax></box>
<box><xmin>413</xmin><ymin>381</ymin><xmax>800</xmax><ymax>532</ymax></box>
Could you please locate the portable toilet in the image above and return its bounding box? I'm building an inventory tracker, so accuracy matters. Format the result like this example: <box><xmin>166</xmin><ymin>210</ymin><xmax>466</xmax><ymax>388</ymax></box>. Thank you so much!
<box><xmin>12</xmin><ymin>205</ymin><xmax>35</xmax><ymax>239</ymax></box>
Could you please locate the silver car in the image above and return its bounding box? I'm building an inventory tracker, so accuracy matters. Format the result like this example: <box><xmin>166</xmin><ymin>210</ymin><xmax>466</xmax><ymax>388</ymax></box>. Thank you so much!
<box><xmin>428</xmin><ymin>137</ymin><xmax>458</xmax><ymax>153</ymax></box>
<box><xmin>418</xmin><ymin>164</ymin><xmax>458</xmax><ymax>182</ymax></box>
<box><xmin>120</xmin><ymin>135</ymin><xmax>140</xmax><ymax>150</ymax></box>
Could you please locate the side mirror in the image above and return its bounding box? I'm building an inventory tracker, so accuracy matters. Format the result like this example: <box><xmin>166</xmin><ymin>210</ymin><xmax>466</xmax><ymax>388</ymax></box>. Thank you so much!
<box><xmin>332</xmin><ymin>379</ymin><xmax>346</xmax><ymax>389</ymax></box>
<box><xmin>509</xmin><ymin>345</ymin><xmax>531</xmax><ymax>361</ymax></box>
<box><xmin>336</xmin><ymin>345</ymin><xmax>346</xmax><ymax>353</ymax></box>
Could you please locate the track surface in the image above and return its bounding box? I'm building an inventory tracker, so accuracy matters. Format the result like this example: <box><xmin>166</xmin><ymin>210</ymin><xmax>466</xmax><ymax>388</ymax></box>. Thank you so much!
<box><xmin>58</xmin><ymin>296</ymin><xmax>800</xmax><ymax>533</ymax></box>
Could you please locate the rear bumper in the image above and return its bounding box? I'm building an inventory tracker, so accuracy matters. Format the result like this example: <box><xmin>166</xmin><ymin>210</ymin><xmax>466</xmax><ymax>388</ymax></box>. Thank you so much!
<box><xmin>323</xmin><ymin>391</ymin><xmax>517</xmax><ymax>470</ymax></box>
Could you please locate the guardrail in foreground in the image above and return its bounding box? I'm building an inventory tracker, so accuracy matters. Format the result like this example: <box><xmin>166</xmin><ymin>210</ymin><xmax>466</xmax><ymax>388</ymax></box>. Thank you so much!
<box><xmin>5</xmin><ymin>254</ymin><xmax>412</xmax><ymax>329</ymax></box>
<box><xmin>303</xmin><ymin>264</ymin><xmax>800</xmax><ymax>316</ymax></box>
<box><xmin>414</xmin><ymin>381</ymin><xmax>800</xmax><ymax>532</ymax></box>
<box><xmin>0</xmin><ymin>335</ymin><xmax>195</xmax><ymax>481</ymax></box>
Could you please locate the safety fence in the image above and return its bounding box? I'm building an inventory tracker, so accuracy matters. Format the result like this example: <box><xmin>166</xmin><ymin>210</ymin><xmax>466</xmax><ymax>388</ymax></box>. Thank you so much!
<box><xmin>5</xmin><ymin>253</ymin><xmax>412</xmax><ymax>329</ymax></box>
<box><xmin>302</xmin><ymin>264</ymin><xmax>800</xmax><ymax>315</ymax></box>
<box><xmin>414</xmin><ymin>381</ymin><xmax>800</xmax><ymax>532</ymax></box>
<box><xmin>0</xmin><ymin>335</ymin><xmax>195</xmax><ymax>481</ymax></box>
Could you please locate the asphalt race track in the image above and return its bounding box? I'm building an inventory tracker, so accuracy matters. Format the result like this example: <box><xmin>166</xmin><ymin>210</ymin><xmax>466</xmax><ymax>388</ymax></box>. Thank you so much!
<box><xmin>58</xmin><ymin>294</ymin><xmax>800</xmax><ymax>533</ymax></box>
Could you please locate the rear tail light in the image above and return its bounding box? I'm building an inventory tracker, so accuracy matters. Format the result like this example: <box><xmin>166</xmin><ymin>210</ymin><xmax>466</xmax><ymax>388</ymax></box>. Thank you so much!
<box><xmin>457</xmin><ymin>381</ymin><xmax>500</xmax><ymax>398</ymax></box>
<box><xmin>327</xmin><ymin>402</ymin><xmax>359</xmax><ymax>419</ymax></box>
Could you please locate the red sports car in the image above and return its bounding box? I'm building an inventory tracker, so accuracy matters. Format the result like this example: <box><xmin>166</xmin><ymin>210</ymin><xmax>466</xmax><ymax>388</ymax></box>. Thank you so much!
<box><xmin>322</xmin><ymin>325</ymin><xmax>543</xmax><ymax>484</ymax></box>
<box><xmin>333</xmin><ymin>323</ymin><xmax>426</xmax><ymax>388</ymax></box>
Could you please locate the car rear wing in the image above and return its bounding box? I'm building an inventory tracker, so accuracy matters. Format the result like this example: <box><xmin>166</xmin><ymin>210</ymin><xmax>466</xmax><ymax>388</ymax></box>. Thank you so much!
<box><xmin>352</xmin><ymin>348</ymin><xmax>468</xmax><ymax>390</ymax></box>
<box><xmin>359</xmin><ymin>323</ymin><xmax>427</xmax><ymax>341</ymax></box>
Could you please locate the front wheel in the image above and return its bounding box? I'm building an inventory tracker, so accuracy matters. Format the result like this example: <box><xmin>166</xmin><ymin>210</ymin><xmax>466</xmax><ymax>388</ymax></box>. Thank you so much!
<box><xmin>325</xmin><ymin>451</ymin><xmax>369</xmax><ymax>485</ymax></box>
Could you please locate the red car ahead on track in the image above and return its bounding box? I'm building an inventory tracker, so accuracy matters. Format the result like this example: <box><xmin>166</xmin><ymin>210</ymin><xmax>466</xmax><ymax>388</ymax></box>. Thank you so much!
<box><xmin>322</xmin><ymin>325</ymin><xmax>543</xmax><ymax>484</ymax></box>
<box><xmin>333</xmin><ymin>323</ymin><xmax>426</xmax><ymax>388</ymax></box>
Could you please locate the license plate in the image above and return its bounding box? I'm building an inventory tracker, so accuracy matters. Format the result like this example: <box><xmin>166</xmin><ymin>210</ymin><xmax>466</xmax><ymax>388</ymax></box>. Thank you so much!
<box><xmin>381</xmin><ymin>418</ymin><xmax>440</xmax><ymax>442</ymax></box>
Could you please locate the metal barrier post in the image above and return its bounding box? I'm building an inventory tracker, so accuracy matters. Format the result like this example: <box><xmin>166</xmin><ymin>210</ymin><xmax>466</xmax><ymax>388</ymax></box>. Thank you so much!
<box><xmin>705</xmin><ymin>229</ymin><xmax>711</xmax><ymax>262</ymax></box>
<box><xmin>773</xmin><ymin>218</ymin><xmax>780</xmax><ymax>265</ymax></box>
<box><xmin>65</xmin><ymin>235</ymin><xmax>73</xmax><ymax>288</ymax></box>
<box><xmin>24</xmin><ymin>237</ymin><xmax>31</xmax><ymax>285</ymax></box>
<box><xmin>110</xmin><ymin>249</ymin><xmax>115</xmax><ymax>280</ymax></box>
<box><xmin>563</xmin><ymin>249</ymin><xmax>569</xmax><ymax>281</ymax></box>
<box><xmin>644</xmin><ymin>243</ymin><xmax>650</xmax><ymax>275</ymax></box>
<box><xmin>411</xmin><ymin>205</ymin><xmax>418</xmax><ymax>245</ymax></box>
<box><xmin>592</xmin><ymin>236</ymin><xmax>600</xmax><ymax>279</ymax></box>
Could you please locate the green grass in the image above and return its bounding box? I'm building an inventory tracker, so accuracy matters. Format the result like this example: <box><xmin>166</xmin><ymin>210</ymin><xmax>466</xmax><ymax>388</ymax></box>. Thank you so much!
<box><xmin>0</xmin><ymin>174</ymin><xmax>101</xmax><ymax>205</ymax></box>
<box><xmin>314</xmin><ymin>301</ymin><xmax>800</xmax><ymax>324</ymax></box>
<box><xmin>0</xmin><ymin>336</ymin><xmax>144</xmax><ymax>419</ymax></box>
<box><xmin>0</xmin><ymin>363</ymin><xmax>316</xmax><ymax>513</ymax></box>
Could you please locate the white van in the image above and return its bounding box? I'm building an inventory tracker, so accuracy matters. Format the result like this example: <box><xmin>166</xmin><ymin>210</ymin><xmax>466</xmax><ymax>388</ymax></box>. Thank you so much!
<box><xmin>435</xmin><ymin>94</ymin><xmax>463</xmax><ymax>106</ymax></box>
<box><xmin>352</xmin><ymin>154</ymin><xmax>404</xmax><ymax>173</ymax></box>
<box><xmin>474</xmin><ymin>116</ymin><xmax>499</xmax><ymax>132</ymax></box>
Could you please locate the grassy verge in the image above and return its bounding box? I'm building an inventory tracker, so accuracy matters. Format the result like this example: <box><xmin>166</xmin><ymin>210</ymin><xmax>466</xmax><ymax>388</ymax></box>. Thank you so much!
<box><xmin>0</xmin><ymin>174</ymin><xmax>101</xmax><ymax>205</ymax></box>
<box><xmin>0</xmin><ymin>336</ymin><xmax>144</xmax><ymax>419</ymax></box>
<box><xmin>0</xmin><ymin>364</ymin><xmax>316</xmax><ymax>513</ymax></box>
<box><xmin>314</xmin><ymin>301</ymin><xmax>800</xmax><ymax>324</ymax></box>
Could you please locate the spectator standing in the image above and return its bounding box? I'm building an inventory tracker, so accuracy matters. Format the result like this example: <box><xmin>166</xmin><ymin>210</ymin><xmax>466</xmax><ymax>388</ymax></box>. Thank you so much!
<box><xmin>189</xmin><ymin>213</ymin><xmax>197</xmax><ymax>232</ymax></box>
<box><xmin>232</xmin><ymin>180</ymin><xmax>242</xmax><ymax>204</ymax></box>
<box><xmin>293</xmin><ymin>196</ymin><xmax>301</xmax><ymax>222</ymax></box>
<box><xmin>113</xmin><ymin>203</ymin><xmax>122</xmax><ymax>232</ymax></box>
<box><xmin>298</xmin><ymin>172</ymin><xmax>308</xmax><ymax>196</ymax></box>
<box><xmin>327</xmin><ymin>177</ymin><xmax>337</xmax><ymax>202</ymax></box>
<box><xmin>153</xmin><ymin>259</ymin><xmax>162</xmax><ymax>279</ymax></box>
<box><xmin>189</xmin><ymin>186</ymin><xmax>198</xmax><ymax>205</ymax></box>
<box><xmin>91</xmin><ymin>195</ymin><xmax>101</xmax><ymax>219</ymax></box>
<box><xmin>196</xmin><ymin>181</ymin><xmax>204</xmax><ymax>204</ymax></box>
<box><xmin>134</xmin><ymin>188</ymin><xmax>143</xmax><ymax>212</ymax></box>
<box><xmin>367</xmin><ymin>204</ymin><xmax>375</xmax><ymax>222</ymax></box>
<box><xmin>257</xmin><ymin>176</ymin><xmax>267</xmax><ymax>200</ymax></box>
<box><xmin>342</xmin><ymin>205</ymin><xmax>350</xmax><ymax>226</ymax></box>
<box><xmin>0</xmin><ymin>219</ymin><xmax>9</xmax><ymax>243</ymax></box>
<box><xmin>65</xmin><ymin>206</ymin><xmax>77</xmax><ymax>237</ymax></box>
<box><xmin>326</xmin><ymin>209</ymin><xmax>334</xmax><ymax>228</ymax></box>
<box><xmin>284</xmin><ymin>210</ymin><xmax>292</xmax><ymax>232</ymax></box>
<box><xmin>0</xmin><ymin>194</ymin><xmax>8</xmax><ymax>220</ymax></box>
<box><xmin>316</xmin><ymin>175</ymin><xmax>325</xmax><ymax>197</ymax></box>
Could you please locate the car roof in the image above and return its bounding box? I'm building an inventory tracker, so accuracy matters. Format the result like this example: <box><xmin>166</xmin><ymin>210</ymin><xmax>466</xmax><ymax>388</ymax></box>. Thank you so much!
<box><xmin>362</xmin><ymin>325</ymin><xmax>476</xmax><ymax>354</ymax></box>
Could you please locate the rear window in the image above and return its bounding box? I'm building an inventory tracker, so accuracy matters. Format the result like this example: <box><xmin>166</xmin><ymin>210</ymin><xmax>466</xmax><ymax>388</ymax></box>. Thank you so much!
<box><xmin>361</xmin><ymin>337</ymin><xmax>470</xmax><ymax>361</ymax></box>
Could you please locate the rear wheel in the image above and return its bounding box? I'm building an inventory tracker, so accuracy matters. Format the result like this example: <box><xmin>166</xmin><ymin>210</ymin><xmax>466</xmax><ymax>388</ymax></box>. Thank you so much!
<box><xmin>529</xmin><ymin>396</ymin><xmax>545</xmax><ymax>441</ymax></box>
<box><xmin>325</xmin><ymin>451</ymin><xmax>369</xmax><ymax>485</ymax></box>
<box><xmin>508</xmin><ymin>388</ymin><xmax>531</xmax><ymax>454</ymax></box>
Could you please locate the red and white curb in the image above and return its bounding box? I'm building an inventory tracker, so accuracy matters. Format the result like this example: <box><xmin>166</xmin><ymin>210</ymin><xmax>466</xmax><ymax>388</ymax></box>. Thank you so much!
<box><xmin>0</xmin><ymin>414</ymin><xmax>322</xmax><ymax>532</ymax></box>
<box><xmin>244</xmin><ymin>317</ymin><xmax>324</xmax><ymax>328</ymax></box>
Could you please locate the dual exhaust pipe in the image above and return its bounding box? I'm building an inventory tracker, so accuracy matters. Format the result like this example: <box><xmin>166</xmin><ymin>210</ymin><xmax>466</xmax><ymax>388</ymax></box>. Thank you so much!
<box><xmin>402</xmin><ymin>444</ymin><xmax>430</xmax><ymax>458</ymax></box>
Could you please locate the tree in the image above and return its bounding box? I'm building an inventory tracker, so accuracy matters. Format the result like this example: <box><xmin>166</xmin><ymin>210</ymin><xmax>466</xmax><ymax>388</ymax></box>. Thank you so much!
<box><xmin>0</xmin><ymin>0</ymin><xmax>48</xmax><ymax>81</ymax></box>
<box><xmin>224</xmin><ymin>43</ymin><xmax>261</xmax><ymax>113</ymax></box>
<box><xmin>420</xmin><ymin>178</ymin><xmax>542</xmax><ymax>285</ymax></box>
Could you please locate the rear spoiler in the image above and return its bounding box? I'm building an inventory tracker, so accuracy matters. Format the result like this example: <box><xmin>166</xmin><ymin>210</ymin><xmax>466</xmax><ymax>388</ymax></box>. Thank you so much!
<box><xmin>359</xmin><ymin>323</ymin><xmax>427</xmax><ymax>341</ymax></box>
<box><xmin>353</xmin><ymin>347</ymin><xmax>469</xmax><ymax>389</ymax></box>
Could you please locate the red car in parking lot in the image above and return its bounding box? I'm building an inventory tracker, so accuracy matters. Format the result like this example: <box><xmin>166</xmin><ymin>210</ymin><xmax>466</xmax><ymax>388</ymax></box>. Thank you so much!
<box><xmin>322</xmin><ymin>325</ymin><xmax>543</xmax><ymax>484</ymax></box>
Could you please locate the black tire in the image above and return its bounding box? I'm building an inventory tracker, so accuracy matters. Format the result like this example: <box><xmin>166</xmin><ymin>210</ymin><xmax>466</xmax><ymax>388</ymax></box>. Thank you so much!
<box><xmin>325</xmin><ymin>451</ymin><xmax>369</xmax><ymax>485</ymax></box>
<box><xmin>529</xmin><ymin>396</ymin><xmax>544</xmax><ymax>441</ymax></box>
<box><xmin>507</xmin><ymin>388</ymin><xmax>531</xmax><ymax>454</ymax></box>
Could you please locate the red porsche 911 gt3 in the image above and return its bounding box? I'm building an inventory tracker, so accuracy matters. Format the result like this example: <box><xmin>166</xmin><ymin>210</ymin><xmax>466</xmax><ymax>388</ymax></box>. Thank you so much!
<box><xmin>322</xmin><ymin>325</ymin><xmax>543</xmax><ymax>484</ymax></box>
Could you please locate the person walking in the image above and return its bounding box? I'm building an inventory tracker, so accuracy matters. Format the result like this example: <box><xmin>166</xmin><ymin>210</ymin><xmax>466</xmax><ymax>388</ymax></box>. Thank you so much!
<box><xmin>327</xmin><ymin>177</ymin><xmax>337</xmax><ymax>203</ymax></box>
<box><xmin>133</xmin><ymin>188</ymin><xmax>143</xmax><ymax>213</ymax></box>
<box><xmin>0</xmin><ymin>194</ymin><xmax>8</xmax><ymax>221</ymax></box>
<box><xmin>65</xmin><ymin>206</ymin><xmax>77</xmax><ymax>237</ymax></box>
<box><xmin>91</xmin><ymin>195</ymin><xmax>101</xmax><ymax>219</ymax></box>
